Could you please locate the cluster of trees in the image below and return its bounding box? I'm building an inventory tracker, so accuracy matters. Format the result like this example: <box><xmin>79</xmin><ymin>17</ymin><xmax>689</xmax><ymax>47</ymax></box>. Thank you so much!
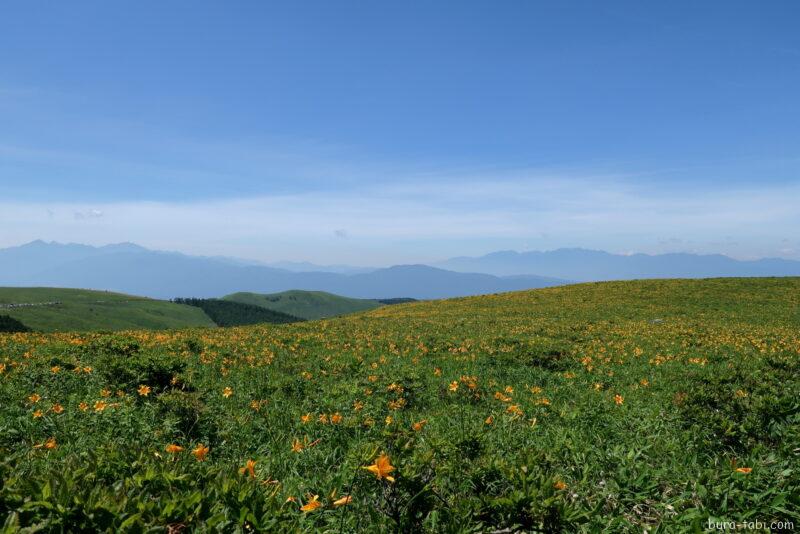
<box><xmin>0</xmin><ymin>314</ymin><xmax>31</xmax><ymax>333</ymax></box>
<box><xmin>173</xmin><ymin>298</ymin><xmax>302</xmax><ymax>327</ymax></box>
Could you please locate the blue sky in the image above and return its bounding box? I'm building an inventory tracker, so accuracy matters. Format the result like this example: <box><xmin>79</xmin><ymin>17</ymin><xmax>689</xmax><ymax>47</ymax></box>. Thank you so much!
<box><xmin>1</xmin><ymin>1</ymin><xmax>798</xmax><ymax>264</ymax></box>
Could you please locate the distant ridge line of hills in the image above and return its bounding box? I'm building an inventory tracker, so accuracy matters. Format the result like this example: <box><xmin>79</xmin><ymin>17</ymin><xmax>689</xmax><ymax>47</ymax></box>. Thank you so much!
<box><xmin>1</xmin><ymin>241</ymin><xmax>799</xmax><ymax>300</ymax></box>
<box><xmin>0</xmin><ymin>287</ymin><xmax>419</xmax><ymax>333</ymax></box>
<box><xmin>436</xmin><ymin>248</ymin><xmax>800</xmax><ymax>280</ymax></box>
<box><xmin>0</xmin><ymin>241</ymin><xmax>566</xmax><ymax>299</ymax></box>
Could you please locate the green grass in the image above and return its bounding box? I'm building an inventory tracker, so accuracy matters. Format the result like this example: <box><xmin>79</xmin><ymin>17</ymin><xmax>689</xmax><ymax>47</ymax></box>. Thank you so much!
<box><xmin>224</xmin><ymin>289</ymin><xmax>382</xmax><ymax>319</ymax></box>
<box><xmin>0</xmin><ymin>287</ymin><xmax>215</xmax><ymax>332</ymax></box>
<box><xmin>1</xmin><ymin>278</ymin><xmax>798</xmax><ymax>532</ymax></box>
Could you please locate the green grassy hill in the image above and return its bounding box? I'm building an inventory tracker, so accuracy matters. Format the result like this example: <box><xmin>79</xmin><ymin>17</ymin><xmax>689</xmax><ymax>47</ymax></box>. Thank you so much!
<box><xmin>223</xmin><ymin>289</ymin><xmax>382</xmax><ymax>319</ymax></box>
<box><xmin>0</xmin><ymin>287</ymin><xmax>215</xmax><ymax>332</ymax></box>
<box><xmin>174</xmin><ymin>298</ymin><xmax>303</xmax><ymax>326</ymax></box>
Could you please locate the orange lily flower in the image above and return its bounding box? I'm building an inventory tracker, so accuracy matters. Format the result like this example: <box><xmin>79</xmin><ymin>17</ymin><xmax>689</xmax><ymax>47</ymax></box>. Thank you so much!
<box><xmin>362</xmin><ymin>453</ymin><xmax>396</xmax><ymax>482</ymax></box>
<box><xmin>34</xmin><ymin>437</ymin><xmax>57</xmax><ymax>450</ymax></box>
<box><xmin>192</xmin><ymin>444</ymin><xmax>210</xmax><ymax>461</ymax></box>
<box><xmin>291</xmin><ymin>438</ymin><xmax>304</xmax><ymax>453</ymax></box>
<box><xmin>300</xmin><ymin>495</ymin><xmax>322</xmax><ymax>512</ymax></box>
<box><xmin>333</xmin><ymin>495</ymin><xmax>352</xmax><ymax>507</ymax></box>
<box><xmin>240</xmin><ymin>459</ymin><xmax>257</xmax><ymax>478</ymax></box>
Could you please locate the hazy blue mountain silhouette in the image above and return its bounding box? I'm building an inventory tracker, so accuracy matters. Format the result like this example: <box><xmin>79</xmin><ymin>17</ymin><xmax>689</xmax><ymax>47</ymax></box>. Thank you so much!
<box><xmin>438</xmin><ymin>248</ymin><xmax>800</xmax><ymax>280</ymax></box>
<box><xmin>0</xmin><ymin>240</ymin><xmax>148</xmax><ymax>281</ymax></box>
<box><xmin>266</xmin><ymin>261</ymin><xmax>376</xmax><ymax>275</ymax></box>
<box><xmin>0</xmin><ymin>241</ymin><xmax>565</xmax><ymax>299</ymax></box>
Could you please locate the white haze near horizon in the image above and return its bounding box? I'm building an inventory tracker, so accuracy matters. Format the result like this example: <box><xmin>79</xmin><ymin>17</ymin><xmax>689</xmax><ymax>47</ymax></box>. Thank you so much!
<box><xmin>1</xmin><ymin>175</ymin><xmax>799</xmax><ymax>266</ymax></box>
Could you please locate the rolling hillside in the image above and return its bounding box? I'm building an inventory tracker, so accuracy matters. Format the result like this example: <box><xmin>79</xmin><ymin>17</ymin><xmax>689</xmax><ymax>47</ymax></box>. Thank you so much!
<box><xmin>173</xmin><ymin>298</ymin><xmax>303</xmax><ymax>326</ymax></box>
<box><xmin>0</xmin><ymin>288</ymin><xmax>215</xmax><ymax>332</ymax></box>
<box><xmin>1</xmin><ymin>278</ymin><xmax>798</xmax><ymax>531</ymax></box>
<box><xmin>223</xmin><ymin>289</ymin><xmax>382</xmax><ymax>319</ymax></box>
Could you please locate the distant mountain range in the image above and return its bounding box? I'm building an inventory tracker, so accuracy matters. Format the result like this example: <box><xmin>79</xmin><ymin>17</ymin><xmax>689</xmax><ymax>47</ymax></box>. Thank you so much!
<box><xmin>3</xmin><ymin>241</ymin><xmax>798</xmax><ymax>300</ymax></box>
<box><xmin>437</xmin><ymin>248</ymin><xmax>800</xmax><ymax>280</ymax></box>
<box><xmin>265</xmin><ymin>261</ymin><xmax>376</xmax><ymax>275</ymax></box>
<box><xmin>0</xmin><ymin>241</ymin><xmax>565</xmax><ymax>299</ymax></box>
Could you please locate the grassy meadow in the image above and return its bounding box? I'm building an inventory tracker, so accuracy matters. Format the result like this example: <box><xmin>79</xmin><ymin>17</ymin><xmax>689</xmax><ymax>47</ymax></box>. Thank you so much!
<box><xmin>1</xmin><ymin>278</ymin><xmax>798</xmax><ymax>532</ymax></box>
<box><xmin>0</xmin><ymin>288</ymin><xmax>215</xmax><ymax>332</ymax></box>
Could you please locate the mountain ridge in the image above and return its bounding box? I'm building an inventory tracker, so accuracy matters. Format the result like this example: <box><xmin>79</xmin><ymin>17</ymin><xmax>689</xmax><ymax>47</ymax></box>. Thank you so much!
<box><xmin>437</xmin><ymin>247</ymin><xmax>800</xmax><ymax>280</ymax></box>
<box><xmin>5</xmin><ymin>240</ymin><xmax>798</xmax><ymax>299</ymax></box>
<box><xmin>0</xmin><ymin>241</ymin><xmax>566</xmax><ymax>300</ymax></box>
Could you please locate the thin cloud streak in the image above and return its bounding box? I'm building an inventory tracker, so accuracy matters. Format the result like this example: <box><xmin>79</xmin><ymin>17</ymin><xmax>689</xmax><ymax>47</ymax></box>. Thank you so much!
<box><xmin>0</xmin><ymin>175</ymin><xmax>798</xmax><ymax>264</ymax></box>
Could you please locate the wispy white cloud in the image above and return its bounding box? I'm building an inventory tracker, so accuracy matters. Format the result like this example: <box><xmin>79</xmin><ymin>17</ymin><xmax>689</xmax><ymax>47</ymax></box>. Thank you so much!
<box><xmin>0</xmin><ymin>173</ymin><xmax>798</xmax><ymax>264</ymax></box>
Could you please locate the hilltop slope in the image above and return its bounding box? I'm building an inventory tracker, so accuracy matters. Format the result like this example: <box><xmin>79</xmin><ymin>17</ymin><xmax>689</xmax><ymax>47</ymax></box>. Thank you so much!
<box><xmin>0</xmin><ymin>287</ymin><xmax>215</xmax><ymax>332</ymax></box>
<box><xmin>1</xmin><ymin>278</ymin><xmax>798</xmax><ymax>530</ymax></box>
<box><xmin>223</xmin><ymin>290</ymin><xmax>381</xmax><ymax>319</ymax></box>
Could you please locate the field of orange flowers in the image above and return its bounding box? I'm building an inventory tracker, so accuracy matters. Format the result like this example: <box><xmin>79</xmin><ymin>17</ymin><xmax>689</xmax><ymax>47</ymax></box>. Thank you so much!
<box><xmin>1</xmin><ymin>278</ymin><xmax>798</xmax><ymax>532</ymax></box>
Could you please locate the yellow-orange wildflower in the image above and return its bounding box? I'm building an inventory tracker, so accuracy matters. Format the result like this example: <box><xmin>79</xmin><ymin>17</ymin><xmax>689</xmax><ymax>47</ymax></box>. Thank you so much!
<box><xmin>362</xmin><ymin>453</ymin><xmax>395</xmax><ymax>482</ymax></box>
<box><xmin>240</xmin><ymin>459</ymin><xmax>257</xmax><ymax>478</ymax></box>
<box><xmin>333</xmin><ymin>495</ymin><xmax>352</xmax><ymax>507</ymax></box>
<box><xmin>192</xmin><ymin>444</ymin><xmax>210</xmax><ymax>461</ymax></box>
<box><xmin>300</xmin><ymin>495</ymin><xmax>321</xmax><ymax>512</ymax></box>
<box><xmin>291</xmin><ymin>438</ymin><xmax>304</xmax><ymax>453</ymax></box>
<box><xmin>34</xmin><ymin>437</ymin><xmax>57</xmax><ymax>450</ymax></box>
